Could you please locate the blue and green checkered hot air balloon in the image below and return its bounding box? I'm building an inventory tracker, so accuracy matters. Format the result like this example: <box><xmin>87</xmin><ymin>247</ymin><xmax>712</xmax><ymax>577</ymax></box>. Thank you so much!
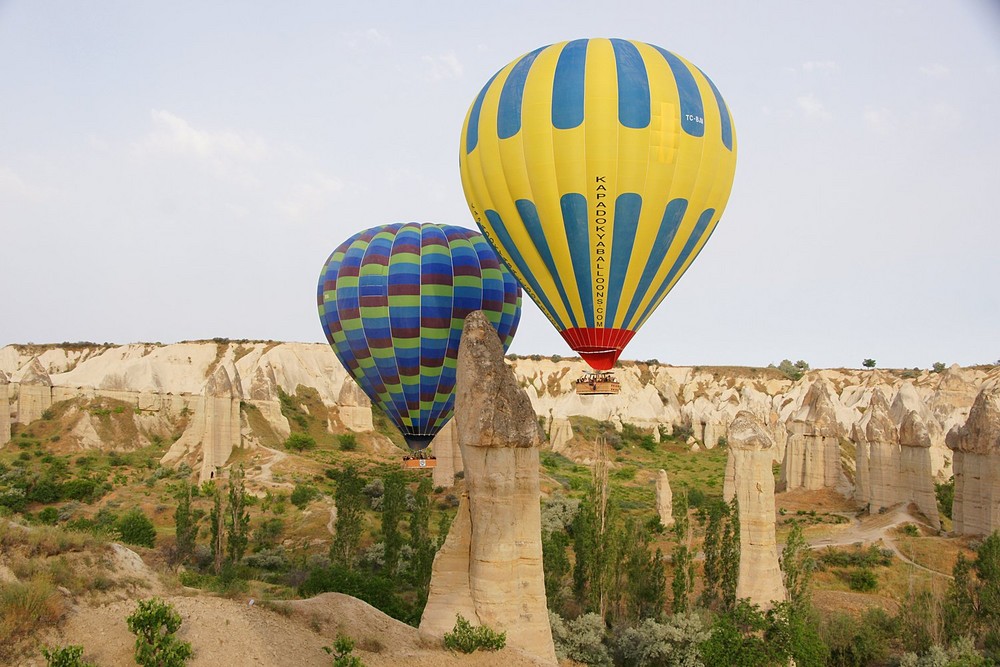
<box><xmin>317</xmin><ymin>222</ymin><xmax>522</xmax><ymax>451</ymax></box>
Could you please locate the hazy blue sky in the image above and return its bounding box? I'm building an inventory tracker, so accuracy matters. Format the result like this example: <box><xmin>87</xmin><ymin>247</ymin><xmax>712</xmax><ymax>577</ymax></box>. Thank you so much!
<box><xmin>1</xmin><ymin>1</ymin><xmax>997</xmax><ymax>369</ymax></box>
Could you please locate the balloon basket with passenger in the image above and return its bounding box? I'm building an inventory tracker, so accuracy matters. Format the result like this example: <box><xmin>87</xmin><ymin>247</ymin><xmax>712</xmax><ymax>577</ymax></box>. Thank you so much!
<box><xmin>574</xmin><ymin>371</ymin><xmax>621</xmax><ymax>396</ymax></box>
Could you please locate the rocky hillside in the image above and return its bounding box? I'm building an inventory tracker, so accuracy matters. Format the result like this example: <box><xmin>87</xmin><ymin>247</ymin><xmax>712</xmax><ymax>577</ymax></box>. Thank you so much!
<box><xmin>2</xmin><ymin>341</ymin><xmax>997</xmax><ymax>488</ymax></box>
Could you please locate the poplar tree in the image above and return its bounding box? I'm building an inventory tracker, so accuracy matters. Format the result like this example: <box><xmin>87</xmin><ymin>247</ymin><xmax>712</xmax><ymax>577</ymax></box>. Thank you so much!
<box><xmin>226</xmin><ymin>465</ymin><xmax>250</xmax><ymax>564</ymax></box>
<box><xmin>330</xmin><ymin>464</ymin><xmax>365</xmax><ymax>569</ymax></box>
<box><xmin>381</xmin><ymin>472</ymin><xmax>405</xmax><ymax>575</ymax></box>
<box><xmin>173</xmin><ymin>480</ymin><xmax>197</xmax><ymax>565</ymax></box>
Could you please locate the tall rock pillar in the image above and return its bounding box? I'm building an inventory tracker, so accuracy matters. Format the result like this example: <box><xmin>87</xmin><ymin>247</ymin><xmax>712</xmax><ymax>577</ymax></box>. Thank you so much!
<box><xmin>947</xmin><ymin>387</ymin><xmax>1000</xmax><ymax>536</ymax></box>
<box><xmin>782</xmin><ymin>380</ymin><xmax>845</xmax><ymax>491</ymax></box>
<box><xmin>656</xmin><ymin>469</ymin><xmax>674</xmax><ymax>528</ymax></box>
<box><xmin>851</xmin><ymin>389</ymin><xmax>900</xmax><ymax>511</ymax></box>
<box><xmin>0</xmin><ymin>370</ymin><xmax>10</xmax><ymax>447</ymax></box>
<box><xmin>898</xmin><ymin>411</ymin><xmax>941</xmax><ymax>530</ymax></box>
<box><xmin>430</xmin><ymin>421</ymin><xmax>463</xmax><ymax>489</ymax></box>
<box><xmin>727</xmin><ymin>411</ymin><xmax>786</xmax><ymax>609</ymax></box>
<box><xmin>419</xmin><ymin>311</ymin><xmax>556</xmax><ymax>666</ymax></box>
<box><xmin>15</xmin><ymin>357</ymin><xmax>52</xmax><ymax>425</ymax></box>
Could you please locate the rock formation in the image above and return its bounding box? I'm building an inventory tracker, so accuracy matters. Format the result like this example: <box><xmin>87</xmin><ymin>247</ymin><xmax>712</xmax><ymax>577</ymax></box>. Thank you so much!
<box><xmin>337</xmin><ymin>377</ymin><xmax>373</xmax><ymax>432</ymax></box>
<box><xmin>419</xmin><ymin>311</ymin><xmax>556</xmax><ymax>666</ymax></box>
<box><xmin>656</xmin><ymin>469</ymin><xmax>674</xmax><ymax>528</ymax></box>
<box><xmin>15</xmin><ymin>357</ymin><xmax>52</xmax><ymax>425</ymax></box>
<box><xmin>852</xmin><ymin>389</ymin><xmax>899</xmax><ymax>511</ymax></box>
<box><xmin>898</xmin><ymin>411</ymin><xmax>941</xmax><ymax>530</ymax></box>
<box><xmin>247</xmin><ymin>362</ymin><xmax>290</xmax><ymax>442</ymax></box>
<box><xmin>547</xmin><ymin>416</ymin><xmax>574</xmax><ymax>455</ymax></box>
<box><xmin>162</xmin><ymin>365</ymin><xmax>244</xmax><ymax>482</ymax></box>
<box><xmin>725</xmin><ymin>411</ymin><xmax>786</xmax><ymax>609</ymax></box>
<box><xmin>430</xmin><ymin>421</ymin><xmax>463</xmax><ymax>489</ymax></box>
<box><xmin>782</xmin><ymin>380</ymin><xmax>847</xmax><ymax>492</ymax></box>
<box><xmin>947</xmin><ymin>387</ymin><xmax>1000</xmax><ymax>536</ymax></box>
<box><xmin>0</xmin><ymin>370</ymin><xmax>9</xmax><ymax>446</ymax></box>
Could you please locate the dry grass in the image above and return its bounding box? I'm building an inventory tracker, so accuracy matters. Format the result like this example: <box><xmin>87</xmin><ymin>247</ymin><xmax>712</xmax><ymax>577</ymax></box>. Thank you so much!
<box><xmin>0</xmin><ymin>576</ymin><xmax>67</xmax><ymax>659</ymax></box>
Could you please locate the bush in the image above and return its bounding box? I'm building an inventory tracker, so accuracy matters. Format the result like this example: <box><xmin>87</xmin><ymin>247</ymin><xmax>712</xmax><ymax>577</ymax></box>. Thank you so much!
<box><xmin>337</xmin><ymin>433</ymin><xmax>358</xmax><ymax>451</ymax></box>
<box><xmin>116</xmin><ymin>508</ymin><xmax>156</xmax><ymax>548</ymax></box>
<box><xmin>40</xmin><ymin>644</ymin><xmax>96</xmax><ymax>667</ymax></box>
<box><xmin>848</xmin><ymin>568</ymin><xmax>878</xmax><ymax>592</ymax></box>
<box><xmin>443</xmin><ymin>613</ymin><xmax>506</xmax><ymax>653</ymax></box>
<box><xmin>323</xmin><ymin>634</ymin><xmax>364</xmax><ymax>667</ymax></box>
<box><xmin>550</xmin><ymin>611</ymin><xmax>610</xmax><ymax>666</ymax></box>
<box><xmin>290</xmin><ymin>483</ymin><xmax>319</xmax><ymax>509</ymax></box>
<box><xmin>38</xmin><ymin>507</ymin><xmax>59</xmax><ymax>525</ymax></box>
<box><xmin>284</xmin><ymin>433</ymin><xmax>316</xmax><ymax>452</ymax></box>
<box><xmin>126</xmin><ymin>597</ymin><xmax>193</xmax><ymax>667</ymax></box>
<box><xmin>300</xmin><ymin>565</ymin><xmax>415</xmax><ymax>624</ymax></box>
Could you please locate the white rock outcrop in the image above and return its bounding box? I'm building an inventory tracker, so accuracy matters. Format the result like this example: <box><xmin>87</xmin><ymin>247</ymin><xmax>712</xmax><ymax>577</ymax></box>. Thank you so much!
<box><xmin>726</xmin><ymin>410</ymin><xmax>786</xmax><ymax>609</ymax></box>
<box><xmin>15</xmin><ymin>357</ymin><xmax>52</xmax><ymax>425</ymax></box>
<box><xmin>898</xmin><ymin>411</ymin><xmax>941</xmax><ymax>530</ymax></box>
<box><xmin>782</xmin><ymin>381</ymin><xmax>846</xmax><ymax>492</ymax></box>
<box><xmin>656</xmin><ymin>469</ymin><xmax>674</xmax><ymax>528</ymax></box>
<box><xmin>337</xmin><ymin>377</ymin><xmax>373</xmax><ymax>432</ymax></box>
<box><xmin>0</xmin><ymin>370</ymin><xmax>9</xmax><ymax>446</ymax></box>
<box><xmin>852</xmin><ymin>389</ymin><xmax>899</xmax><ymax>512</ymax></box>
<box><xmin>430</xmin><ymin>420</ymin><xmax>463</xmax><ymax>489</ymax></box>
<box><xmin>419</xmin><ymin>311</ymin><xmax>556</xmax><ymax>666</ymax></box>
<box><xmin>947</xmin><ymin>387</ymin><xmax>1000</xmax><ymax>537</ymax></box>
<box><xmin>162</xmin><ymin>365</ymin><xmax>244</xmax><ymax>482</ymax></box>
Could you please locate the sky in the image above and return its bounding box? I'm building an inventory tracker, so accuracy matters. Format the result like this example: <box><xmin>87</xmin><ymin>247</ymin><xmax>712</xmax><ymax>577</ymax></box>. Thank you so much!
<box><xmin>1</xmin><ymin>1</ymin><xmax>998</xmax><ymax>370</ymax></box>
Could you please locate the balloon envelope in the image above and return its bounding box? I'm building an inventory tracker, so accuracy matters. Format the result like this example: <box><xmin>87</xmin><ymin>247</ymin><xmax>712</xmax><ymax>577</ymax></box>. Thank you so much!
<box><xmin>459</xmin><ymin>38</ymin><xmax>737</xmax><ymax>370</ymax></box>
<box><xmin>317</xmin><ymin>222</ymin><xmax>521</xmax><ymax>450</ymax></box>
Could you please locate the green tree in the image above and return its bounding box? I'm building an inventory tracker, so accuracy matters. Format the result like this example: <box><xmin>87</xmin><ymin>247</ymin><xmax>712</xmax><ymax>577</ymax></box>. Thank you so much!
<box><xmin>409</xmin><ymin>476</ymin><xmax>434</xmax><ymax>605</ymax></box>
<box><xmin>781</xmin><ymin>522</ymin><xmax>814</xmax><ymax>610</ymax></box>
<box><xmin>720</xmin><ymin>498</ymin><xmax>741</xmax><ymax>611</ymax></box>
<box><xmin>622</xmin><ymin>518</ymin><xmax>666</xmax><ymax>622</ymax></box>
<box><xmin>323</xmin><ymin>635</ymin><xmax>364</xmax><ymax>667</ymax></box>
<box><xmin>932</xmin><ymin>362</ymin><xmax>947</xmax><ymax>373</ymax></box>
<box><xmin>331</xmin><ymin>465</ymin><xmax>365</xmax><ymax>568</ymax></box>
<box><xmin>40</xmin><ymin>644</ymin><xmax>96</xmax><ymax>667</ymax></box>
<box><xmin>210</xmin><ymin>480</ymin><xmax>224</xmax><ymax>574</ymax></box>
<box><xmin>380</xmin><ymin>472</ymin><xmax>405</xmax><ymax>575</ymax></box>
<box><xmin>125</xmin><ymin>597</ymin><xmax>193</xmax><ymax>667</ymax></box>
<box><xmin>671</xmin><ymin>488</ymin><xmax>694</xmax><ymax>614</ymax></box>
<box><xmin>290</xmin><ymin>483</ymin><xmax>318</xmax><ymax>509</ymax></box>
<box><xmin>863</xmin><ymin>359</ymin><xmax>877</xmax><ymax>369</ymax></box>
<box><xmin>284</xmin><ymin>432</ymin><xmax>315</xmax><ymax>451</ymax></box>
<box><xmin>226</xmin><ymin>465</ymin><xmax>250</xmax><ymax>564</ymax></box>
<box><xmin>542</xmin><ymin>529</ymin><xmax>571</xmax><ymax>611</ymax></box>
<box><xmin>174</xmin><ymin>481</ymin><xmax>197</xmax><ymax>564</ymax></box>
<box><xmin>337</xmin><ymin>433</ymin><xmax>358</xmax><ymax>451</ymax></box>
<box><xmin>116</xmin><ymin>508</ymin><xmax>156</xmax><ymax>548</ymax></box>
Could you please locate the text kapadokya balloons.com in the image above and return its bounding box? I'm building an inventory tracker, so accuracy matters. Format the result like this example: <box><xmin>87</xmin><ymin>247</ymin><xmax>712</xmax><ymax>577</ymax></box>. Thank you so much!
<box><xmin>460</xmin><ymin>38</ymin><xmax>737</xmax><ymax>370</ymax></box>
<box><xmin>317</xmin><ymin>223</ymin><xmax>522</xmax><ymax>451</ymax></box>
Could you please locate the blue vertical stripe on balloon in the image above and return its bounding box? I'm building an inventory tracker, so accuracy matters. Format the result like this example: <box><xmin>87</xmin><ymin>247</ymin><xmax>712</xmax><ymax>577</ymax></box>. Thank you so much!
<box><xmin>485</xmin><ymin>209</ymin><xmax>567</xmax><ymax>331</ymax></box>
<box><xmin>497</xmin><ymin>46</ymin><xmax>546</xmax><ymax>140</ymax></box>
<box><xmin>603</xmin><ymin>193</ymin><xmax>642</xmax><ymax>325</ymax></box>
<box><xmin>610</xmin><ymin>39</ymin><xmax>650</xmax><ymax>129</ymax></box>
<box><xmin>652</xmin><ymin>47</ymin><xmax>705</xmax><ymax>138</ymax></box>
<box><xmin>560</xmin><ymin>193</ymin><xmax>594</xmax><ymax>328</ymax></box>
<box><xmin>465</xmin><ymin>70</ymin><xmax>501</xmax><ymax>154</ymax></box>
<box><xmin>635</xmin><ymin>208</ymin><xmax>716</xmax><ymax>327</ymax></box>
<box><xmin>696</xmin><ymin>66</ymin><xmax>734</xmax><ymax>151</ymax></box>
<box><xmin>515</xmin><ymin>198</ymin><xmax>578</xmax><ymax>328</ymax></box>
<box><xmin>621</xmin><ymin>198</ymin><xmax>688</xmax><ymax>330</ymax></box>
<box><xmin>551</xmin><ymin>39</ymin><xmax>588</xmax><ymax>130</ymax></box>
<box><xmin>387</xmin><ymin>233</ymin><xmax>421</xmax><ymax>413</ymax></box>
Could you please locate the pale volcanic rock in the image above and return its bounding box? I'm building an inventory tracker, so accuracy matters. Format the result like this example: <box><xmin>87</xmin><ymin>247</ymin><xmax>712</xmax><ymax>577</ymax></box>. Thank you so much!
<box><xmin>0</xmin><ymin>370</ymin><xmax>9</xmax><ymax>447</ymax></box>
<box><xmin>430</xmin><ymin>420</ymin><xmax>463</xmax><ymax>489</ymax></box>
<box><xmin>947</xmin><ymin>387</ymin><xmax>1000</xmax><ymax>536</ymax></box>
<box><xmin>726</xmin><ymin>411</ymin><xmax>786</xmax><ymax>609</ymax></box>
<box><xmin>782</xmin><ymin>381</ymin><xmax>847</xmax><ymax>492</ymax></box>
<box><xmin>336</xmin><ymin>377</ymin><xmax>374</xmax><ymax>433</ymax></box>
<box><xmin>892</xmin><ymin>382</ymin><xmax>950</xmax><ymax>479</ymax></box>
<box><xmin>15</xmin><ymin>357</ymin><xmax>53</xmax><ymax>425</ymax></box>
<box><xmin>547</xmin><ymin>416</ymin><xmax>574</xmax><ymax>455</ymax></box>
<box><xmin>247</xmin><ymin>363</ymin><xmax>291</xmax><ymax>441</ymax></box>
<box><xmin>419</xmin><ymin>312</ymin><xmax>556</xmax><ymax>666</ymax></box>
<box><xmin>898</xmin><ymin>411</ymin><xmax>941</xmax><ymax>530</ymax></box>
<box><xmin>852</xmin><ymin>389</ymin><xmax>900</xmax><ymax>511</ymax></box>
<box><xmin>656</xmin><ymin>469</ymin><xmax>674</xmax><ymax>528</ymax></box>
<box><xmin>162</xmin><ymin>365</ymin><xmax>244</xmax><ymax>482</ymax></box>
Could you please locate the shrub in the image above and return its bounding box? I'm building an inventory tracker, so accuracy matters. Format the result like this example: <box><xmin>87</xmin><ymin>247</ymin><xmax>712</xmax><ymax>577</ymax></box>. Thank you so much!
<box><xmin>116</xmin><ymin>508</ymin><xmax>156</xmax><ymax>548</ymax></box>
<box><xmin>290</xmin><ymin>483</ymin><xmax>319</xmax><ymax>509</ymax></box>
<box><xmin>443</xmin><ymin>613</ymin><xmax>506</xmax><ymax>653</ymax></box>
<box><xmin>38</xmin><ymin>507</ymin><xmax>60</xmax><ymax>525</ymax></box>
<box><xmin>0</xmin><ymin>578</ymin><xmax>66</xmax><ymax>651</ymax></box>
<box><xmin>323</xmin><ymin>634</ymin><xmax>364</xmax><ymax>667</ymax></box>
<box><xmin>40</xmin><ymin>644</ymin><xmax>96</xmax><ymax>667</ymax></box>
<box><xmin>337</xmin><ymin>433</ymin><xmax>358</xmax><ymax>451</ymax></box>
<box><xmin>848</xmin><ymin>568</ymin><xmax>878</xmax><ymax>592</ymax></box>
<box><xmin>550</xmin><ymin>611</ymin><xmax>610</xmax><ymax>666</ymax></box>
<box><xmin>126</xmin><ymin>597</ymin><xmax>193</xmax><ymax>667</ymax></box>
<box><xmin>284</xmin><ymin>433</ymin><xmax>316</xmax><ymax>452</ymax></box>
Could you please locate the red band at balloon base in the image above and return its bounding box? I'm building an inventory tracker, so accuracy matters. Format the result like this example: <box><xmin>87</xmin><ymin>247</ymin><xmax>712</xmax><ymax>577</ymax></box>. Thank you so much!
<box><xmin>559</xmin><ymin>327</ymin><xmax>636</xmax><ymax>371</ymax></box>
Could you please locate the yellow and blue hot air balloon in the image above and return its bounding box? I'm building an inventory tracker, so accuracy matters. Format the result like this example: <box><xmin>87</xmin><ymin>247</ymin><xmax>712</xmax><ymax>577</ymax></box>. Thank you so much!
<box><xmin>460</xmin><ymin>38</ymin><xmax>737</xmax><ymax>371</ymax></box>
<box><xmin>317</xmin><ymin>222</ymin><xmax>521</xmax><ymax>453</ymax></box>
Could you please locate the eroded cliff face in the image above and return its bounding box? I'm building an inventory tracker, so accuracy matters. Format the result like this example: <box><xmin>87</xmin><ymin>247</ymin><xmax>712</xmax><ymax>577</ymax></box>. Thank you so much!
<box><xmin>2</xmin><ymin>342</ymin><xmax>995</xmax><ymax>493</ymax></box>
<box><xmin>947</xmin><ymin>386</ymin><xmax>1000</xmax><ymax>536</ymax></box>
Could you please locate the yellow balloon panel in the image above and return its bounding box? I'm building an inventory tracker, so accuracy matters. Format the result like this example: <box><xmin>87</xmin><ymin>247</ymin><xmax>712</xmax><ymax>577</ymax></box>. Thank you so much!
<box><xmin>460</xmin><ymin>38</ymin><xmax>737</xmax><ymax>369</ymax></box>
